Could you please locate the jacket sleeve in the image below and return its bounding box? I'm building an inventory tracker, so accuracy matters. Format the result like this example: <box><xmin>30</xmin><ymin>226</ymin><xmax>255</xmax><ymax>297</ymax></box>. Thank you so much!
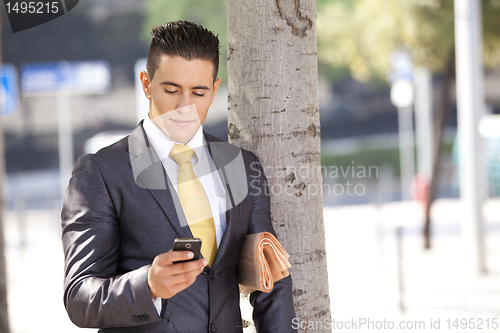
<box><xmin>246</xmin><ymin>153</ymin><xmax>297</xmax><ymax>333</ymax></box>
<box><xmin>61</xmin><ymin>154</ymin><xmax>161</xmax><ymax>328</ymax></box>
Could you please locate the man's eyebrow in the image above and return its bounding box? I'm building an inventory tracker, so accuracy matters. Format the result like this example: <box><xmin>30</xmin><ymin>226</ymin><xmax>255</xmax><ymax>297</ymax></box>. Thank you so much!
<box><xmin>160</xmin><ymin>81</ymin><xmax>181</xmax><ymax>88</ymax></box>
<box><xmin>160</xmin><ymin>81</ymin><xmax>210</xmax><ymax>90</ymax></box>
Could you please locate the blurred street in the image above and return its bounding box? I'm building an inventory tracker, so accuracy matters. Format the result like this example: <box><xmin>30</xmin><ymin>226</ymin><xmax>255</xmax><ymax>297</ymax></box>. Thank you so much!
<box><xmin>4</xmin><ymin>209</ymin><xmax>94</xmax><ymax>333</ymax></box>
<box><xmin>4</xmin><ymin>198</ymin><xmax>500</xmax><ymax>332</ymax></box>
<box><xmin>325</xmin><ymin>198</ymin><xmax>500</xmax><ymax>332</ymax></box>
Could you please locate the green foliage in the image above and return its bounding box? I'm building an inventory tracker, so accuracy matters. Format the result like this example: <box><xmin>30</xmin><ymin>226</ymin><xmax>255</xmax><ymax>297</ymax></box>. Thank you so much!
<box><xmin>318</xmin><ymin>61</ymin><xmax>350</xmax><ymax>83</ymax></box>
<box><xmin>322</xmin><ymin>147</ymin><xmax>401</xmax><ymax>176</ymax></box>
<box><xmin>316</xmin><ymin>0</ymin><xmax>500</xmax><ymax>81</ymax></box>
<box><xmin>483</xmin><ymin>0</ymin><xmax>500</xmax><ymax>66</ymax></box>
<box><xmin>321</xmin><ymin>140</ymin><xmax>454</xmax><ymax>177</ymax></box>
<box><xmin>141</xmin><ymin>0</ymin><xmax>228</xmax><ymax>84</ymax></box>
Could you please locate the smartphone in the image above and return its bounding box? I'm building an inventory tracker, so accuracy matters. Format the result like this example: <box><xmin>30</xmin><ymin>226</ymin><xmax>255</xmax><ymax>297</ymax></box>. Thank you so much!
<box><xmin>172</xmin><ymin>238</ymin><xmax>202</xmax><ymax>263</ymax></box>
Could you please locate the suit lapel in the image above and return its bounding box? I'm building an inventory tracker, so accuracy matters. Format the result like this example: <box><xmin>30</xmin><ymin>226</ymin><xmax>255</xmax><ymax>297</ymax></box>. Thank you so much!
<box><xmin>128</xmin><ymin>122</ymin><xmax>193</xmax><ymax>239</ymax></box>
<box><xmin>205</xmin><ymin>134</ymin><xmax>242</xmax><ymax>268</ymax></box>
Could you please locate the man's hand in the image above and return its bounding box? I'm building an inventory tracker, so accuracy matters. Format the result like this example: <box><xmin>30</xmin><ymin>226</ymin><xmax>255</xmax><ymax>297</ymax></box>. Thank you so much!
<box><xmin>147</xmin><ymin>250</ymin><xmax>207</xmax><ymax>299</ymax></box>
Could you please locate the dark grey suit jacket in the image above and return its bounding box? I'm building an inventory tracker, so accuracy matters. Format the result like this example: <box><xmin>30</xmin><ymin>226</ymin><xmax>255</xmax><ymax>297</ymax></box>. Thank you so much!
<box><xmin>61</xmin><ymin>123</ymin><xmax>296</xmax><ymax>333</ymax></box>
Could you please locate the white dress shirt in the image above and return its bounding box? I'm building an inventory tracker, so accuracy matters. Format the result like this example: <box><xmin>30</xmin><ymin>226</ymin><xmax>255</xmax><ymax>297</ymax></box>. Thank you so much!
<box><xmin>142</xmin><ymin>117</ymin><xmax>227</xmax><ymax>314</ymax></box>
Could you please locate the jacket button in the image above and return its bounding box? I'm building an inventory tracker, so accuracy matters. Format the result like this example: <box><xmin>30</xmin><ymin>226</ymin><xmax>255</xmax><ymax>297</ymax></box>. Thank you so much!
<box><xmin>210</xmin><ymin>270</ymin><xmax>216</xmax><ymax>280</ymax></box>
<box><xmin>211</xmin><ymin>323</ymin><xmax>217</xmax><ymax>332</ymax></box>
<box><xmin>133</xmin><ymin>314</ymin><xmax>150</xmax><ymax>323</ymax></box>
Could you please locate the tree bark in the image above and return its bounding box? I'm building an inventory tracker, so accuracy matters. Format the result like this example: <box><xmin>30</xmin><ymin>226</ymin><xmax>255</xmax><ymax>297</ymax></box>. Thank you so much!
<box><xmin>423</xmin><ymin>50</ymin><xmax>455</xmax><ymax>249</ymax></box>
<box><xmin>0</xmin><ymin>10</ymin><xmax>11</xmax><ymax>333</ymax></box>
<box><xmin>227</xmin><ymin>0</ymin><xmax>330</xmax><ymax>331</ymax></box>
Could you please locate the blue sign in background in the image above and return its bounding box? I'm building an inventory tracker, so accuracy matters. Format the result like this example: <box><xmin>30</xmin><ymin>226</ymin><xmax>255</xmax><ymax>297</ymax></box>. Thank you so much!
<box><xmin>0</xmin><ymin>64</ymin><xmax>20</xmax><ymax>116</ymax></box>
<box><xmin>20</xmin><ymin>61</ymin><xmax>111</xmax><ymax>95</ymax></box>
<box><xmin>387</xmin><ymin>50</ymin><xmax>414</xmax><ymax>84</ymax></box>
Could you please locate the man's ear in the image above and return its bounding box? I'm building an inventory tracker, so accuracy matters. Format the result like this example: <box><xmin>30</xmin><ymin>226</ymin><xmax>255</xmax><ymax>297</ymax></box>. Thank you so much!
<box><xmin>140</xmin><ymin>70</ymin><xmax>152</xmax><ymax>99</ymax></box>
<box><xmin>211</xmin><ymin>78</ymin><xmax>222</xmax><ymax>104</ymax></box>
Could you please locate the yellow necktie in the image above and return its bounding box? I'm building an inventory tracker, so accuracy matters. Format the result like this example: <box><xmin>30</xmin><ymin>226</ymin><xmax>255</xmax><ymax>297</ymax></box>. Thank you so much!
<box><xmin>170</xmin><ymin>144</ymin><xmax>217</xmax><ymax>267</ymax></box>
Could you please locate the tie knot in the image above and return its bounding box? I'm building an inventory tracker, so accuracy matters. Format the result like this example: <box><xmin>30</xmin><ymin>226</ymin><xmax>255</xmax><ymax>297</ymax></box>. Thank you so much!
<box><xmin>170</xmin><ymin>144</ymin><xmax>194</xmax><ymax>164</ymax></box>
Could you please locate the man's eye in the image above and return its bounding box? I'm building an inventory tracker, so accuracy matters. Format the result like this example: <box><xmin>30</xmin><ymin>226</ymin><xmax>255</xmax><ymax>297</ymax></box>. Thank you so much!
<box><xmin>165</xmin><ymin>90</ymin><xmax>177</xmax><ymax>94</ymax></box>
<box><xmin>193</xmin><ymin>92</ymin><xmax>205</xmax><ymax>97</ymax></box>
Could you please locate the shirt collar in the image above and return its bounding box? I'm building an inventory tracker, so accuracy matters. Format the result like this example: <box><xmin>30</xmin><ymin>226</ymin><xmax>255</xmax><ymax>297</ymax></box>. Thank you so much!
<box><xmin>142</xmin><ymin>116</ymin><xmax>205</xmax><ymax>164</ymax></box>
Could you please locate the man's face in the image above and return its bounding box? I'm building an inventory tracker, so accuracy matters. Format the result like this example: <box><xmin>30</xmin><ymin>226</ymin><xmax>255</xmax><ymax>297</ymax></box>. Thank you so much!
<box><xmin>140</xmin><ymin>55</ymin><xmax>221</xmax><ymax>144</ymax></box>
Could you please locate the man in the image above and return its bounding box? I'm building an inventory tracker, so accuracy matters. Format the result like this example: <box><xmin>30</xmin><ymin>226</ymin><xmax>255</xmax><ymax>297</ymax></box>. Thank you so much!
<box><xmin>62</xmin><ymin>20</ymin><xmax>296</xmax><ymax>332</ymax></box>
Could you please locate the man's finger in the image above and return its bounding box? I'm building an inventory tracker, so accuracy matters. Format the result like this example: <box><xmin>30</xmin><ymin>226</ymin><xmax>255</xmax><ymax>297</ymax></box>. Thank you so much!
<box><xmin>156</xmin><ymin>250</ymin><xmax>194</xmax><ymax>265</ymax></box>
<box><xmin>164</xmin><ymin>267</ymin><xmax>204</xmax><ymax>287</ymax></box>
<box><xmin>166</xmin><ymin>258</ymin><xmax>208</xmax><ymax>276</ymax></box>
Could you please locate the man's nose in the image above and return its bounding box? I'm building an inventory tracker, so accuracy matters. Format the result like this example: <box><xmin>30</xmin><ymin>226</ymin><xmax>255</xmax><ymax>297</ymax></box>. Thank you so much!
<box><xmin>177</xmin><ymin>92</ymin><xmax>192</xmax><ymax>109</ymax></box>
<box><xmin>175</xmin><ymin>101</ymin><xmax>197</xmax><ymax>117</ymax></box>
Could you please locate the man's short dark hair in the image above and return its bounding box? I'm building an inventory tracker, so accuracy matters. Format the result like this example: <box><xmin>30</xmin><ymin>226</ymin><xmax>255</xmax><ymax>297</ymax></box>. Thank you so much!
<box><xmin>146</xmin><ymin>20</ymin><xmax>220</xmax><ymax>82</ymax></box>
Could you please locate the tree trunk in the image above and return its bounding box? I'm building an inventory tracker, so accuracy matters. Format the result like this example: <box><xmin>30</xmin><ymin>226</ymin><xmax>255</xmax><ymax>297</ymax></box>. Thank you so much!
<box><xmin>227</xmin><ymin>0</ymin><xmax>331</xmax><ymax>332</ymax></box>
<box><xmin>0</xmin><ymin>10</ymin><xmax>11</xmax><ymax>333</ymax></box>
<box><xmin>423</xmin><ymin>50</ymin><xmax>455</xmax><ymax>249</ymax></box>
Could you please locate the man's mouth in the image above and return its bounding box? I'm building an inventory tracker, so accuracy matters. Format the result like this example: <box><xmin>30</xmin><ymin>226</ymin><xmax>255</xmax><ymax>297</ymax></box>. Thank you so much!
<box><xmin>171</xmin><ymin>119</ymin><xmax>195</xmax><ymax>127</ymax></box>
